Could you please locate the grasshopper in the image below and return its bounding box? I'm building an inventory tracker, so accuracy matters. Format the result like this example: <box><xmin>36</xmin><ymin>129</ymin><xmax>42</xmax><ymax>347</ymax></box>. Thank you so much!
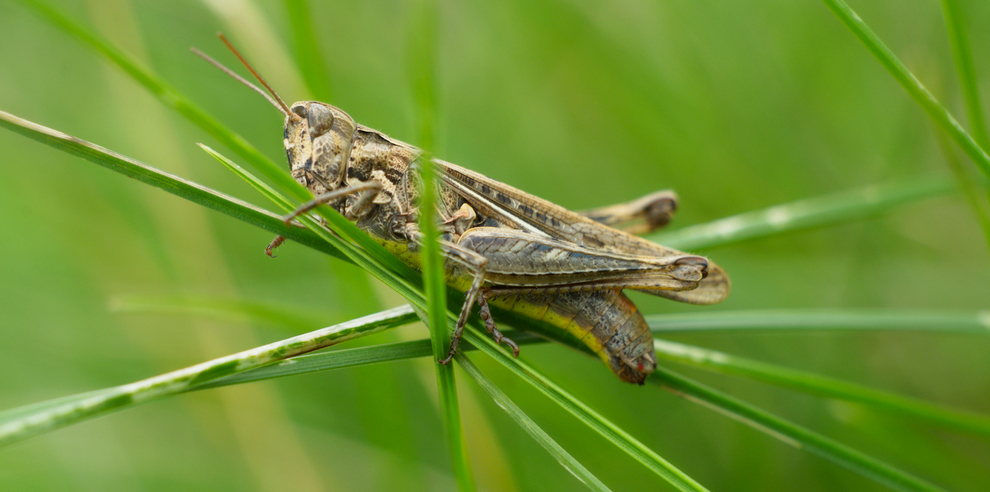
<box><xmin>197</xmin><ymin>38</ymin><xmax>729</xmax><ymax>384</ymax></box>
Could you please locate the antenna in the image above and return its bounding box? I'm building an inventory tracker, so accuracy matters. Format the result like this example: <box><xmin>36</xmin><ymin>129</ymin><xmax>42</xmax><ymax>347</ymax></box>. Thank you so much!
<box><xmin>191</xmin><ymin>33</ymin><xmax>300</xmax><ymax>121</ymax></box>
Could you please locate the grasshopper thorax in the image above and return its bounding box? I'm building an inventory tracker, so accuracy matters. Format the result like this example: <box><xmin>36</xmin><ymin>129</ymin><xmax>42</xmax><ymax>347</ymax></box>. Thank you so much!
<box><xmin>284</xmin><ymin>102</ymin><xmax>358</xmax><ymax>196</ymax></box>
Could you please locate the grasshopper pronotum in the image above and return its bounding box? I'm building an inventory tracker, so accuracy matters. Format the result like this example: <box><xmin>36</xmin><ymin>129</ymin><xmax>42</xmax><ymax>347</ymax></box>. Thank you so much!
<box><xmin>197</xmin><ymin>37</ymin><xmax>729</xmax><ymax>384</ymax></box>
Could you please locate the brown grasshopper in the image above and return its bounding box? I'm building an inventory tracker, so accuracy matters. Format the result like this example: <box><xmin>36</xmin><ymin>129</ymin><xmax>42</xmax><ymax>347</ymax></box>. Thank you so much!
<box><xmin>197</xmin><ymin>38</ymin><xmax>729</xmax><ymax>384</ymax></box>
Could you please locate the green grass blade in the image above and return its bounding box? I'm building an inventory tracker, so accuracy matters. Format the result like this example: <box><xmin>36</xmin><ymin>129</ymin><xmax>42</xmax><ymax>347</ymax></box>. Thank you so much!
<box><xmin>654</xmin><ymin>339</ymin><xmax>990</xmax><ymax>436</ymax></box>
<box><xmin>284</xmin><ymin>0</ymin><xmax>333</xmax><ymax>101</ymax></box>
<box><xmin>406</xmin><ymin>0</ymin><xmax>472</xmax><ymax>483</ymax></box>
<box><xmin>457</xmin><ymin>329</ymin><xmax>708</xmax><ymax>492</ymax></box>
<box><xmin>196</xmin><ymin>338</ymin><xmax>436</xmax><ymax>389</ymax></box>
<box><xmin>650</xmin><ymin>368</ymin><xmax>945</xmax><ymax>492</ymax></box>
<box><xmin>0</xmin><ymin>110</ymin><xmax>344</xmax><ymax>261</ymax></box>
<box><xmin>935</xmin><ymin>130</ymin><xmax>990</xmax><ymax>252</ymax></box>
<box><xmin>646</xmin><ymin>309</ymin><xmax>990</xmax><ymax>335</ymax></box>
<box><xmin>0</xmin><ymin>306</ymin><xmax>416</xmax><ymax>447</ymax></box>
<box><xmin>651</xmin><ymin>176</ymin><xmax>956</xmax><ymax>251</ymax></box>
<box><xmin>940</xmin><ymin>0</ymin><xmax>989</xmax><ymax>151</ymax></box>
<box><xmin>937</xmin><ymin>0</ymin><xmax>990</xmax><ymax>252</ymax></box>
<box><xmin>16</xmin><ymin>0</ymin><xmax>307</xmax><ymax>202</ymax></box>
<box><xmin>455</xmin><ymin>353</ymin><xmax>611</xmax><ymax>492</ymax></box>
<box><xmin>820</xmin><ymin>0</ymin><xmax>990</xmax><ymax>181</ymax></box>
<box><xmin>197</xmin><ymin>331</ymin><xmax>546</xmax><ymax>389</ymax></box>
<box><xmin>415</xmin><ymin>298</ymin><xmax>471</xmax><ymax>492</ymax></box>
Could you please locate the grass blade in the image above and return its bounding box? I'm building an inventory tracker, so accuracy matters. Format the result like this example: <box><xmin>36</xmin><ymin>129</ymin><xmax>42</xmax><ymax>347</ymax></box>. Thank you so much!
<box><xmin>284</xmin><ymin>0</ymin><xmax>333</xmax><ymax>101</ymax></box>
<box><xmin>455</xmin><ymin>352</ymin><xmax>611</xmax><ymax>492</ymax></box>
<box><xmin>650</xmin><ymin>368</ymin><xmax>945</xmax><ymax>492</ymax></box>
<box><xmin>208</xmin><ymin>130</ymin><xmax>474</xmax><ymax>485</ymax></box>
<box><xmin>937</xmin><ymin>0</ymin><xmax>990</xmax><ymax>252</ymax></box>
<box><xmin>0</xmin><ymin>306</ymin><xmax>416</xmax><ymax>447</ymax></box>
<box><xmin>0</xmin><ymin>109</ymin><xmax>344</xmax><ymax>261</ymax></box>
<box><xmin>457</xmin><ymin>328</ymin><xmax>708</xmax><ymax>491</ymax></box>
<box><xmin>935</xmin><ymin>130</ymin><xmax>990</xmax><ymax>252</ymax></box>
<box><xmin>406</xmin><ymin>0</ymin><xmax>473</xmax><ymax>486</ymax></box>
<box><xmin>196</xmin><ymin>332</ymin><xmax>546</xmax><ymax>389</ymax></box>
<box><xmin>21</xmin><ymin>0</ymin><xmax>420</xmax><ymax>288</ymax></box>
<box><xmin>1</xmin><ymin>115</ymin><xmax>672</xmax><ymax>485</ymax></box>
<box><xmin>651</xmin><ymin>176</ymin><xmax>956</xmax><ymax>251</ymax></box>
<box><xmin>820</xmin><ymin>0</ymin><xmax>990</xmax><ymax>181</ymax></box>
<box><xmin>653</xmin><ymin>339</ymin><xmax>990</xmax><ymax>436</ymax></box>
<box><xmin>646</xmin><ymin>309</ymin><xmax>990</xmax><ymax>335</ymax></box>
<box><xmin>197</xmin><ymin>338</ymin><xmax>435</xmax><ymax>389</ymax></box>
<box><xmin>940</xmin><ymin>0</ymin><xmax>989</xmax><ymax>151</ymax></box>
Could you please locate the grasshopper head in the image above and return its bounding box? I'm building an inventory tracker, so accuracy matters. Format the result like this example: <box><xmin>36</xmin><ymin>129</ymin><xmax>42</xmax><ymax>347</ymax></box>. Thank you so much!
<box><xmin>284</xmin><ymin>101</ymin><xmax>357</xmax><ymax>195</ymax></box>
<box><xmin>192</xmin><ymin>37</ymin><xmax>357</xmax><ymax>196</ymax></box>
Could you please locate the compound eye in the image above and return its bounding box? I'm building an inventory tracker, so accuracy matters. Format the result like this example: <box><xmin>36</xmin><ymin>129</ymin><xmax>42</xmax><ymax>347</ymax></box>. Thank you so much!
<box><xmin>307</xmin><ymin>104</ymin><xmax>335</xmax><ymax>137</ymax></box>
<box><xmin>290</xmin><ymin>104</ymin><xmax>308</xmax><ymax>119</ymax></box>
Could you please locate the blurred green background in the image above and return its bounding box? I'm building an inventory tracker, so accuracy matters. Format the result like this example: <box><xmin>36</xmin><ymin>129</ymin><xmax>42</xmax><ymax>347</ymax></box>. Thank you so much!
<box><xmin>1</xmin><ymin>0</ymin><xmax>988</xmax><ymax>490</ymax></box>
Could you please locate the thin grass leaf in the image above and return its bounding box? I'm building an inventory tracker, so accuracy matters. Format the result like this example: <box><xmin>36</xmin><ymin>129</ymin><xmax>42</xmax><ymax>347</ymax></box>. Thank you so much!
<box><xmin>653</xmin><ymin>339</ymin><xmax>990</xmax><ymax>436</ymax></box>
<box><xmin>283</xmin><ymin>0</ymin><xmax>333</xmax><ymax>101</ymax></box>
<box><xmin>0</xmin><ymin>306</ymin><xmax>416</xmax><ymax>447</ymax></box>
<box><xmin>651</xmin><ymin>176</ymin><xmax>956</xmax><ymax>251</ymax></box>
<box><xmin>456</xmin><ymin>328</ymin><xmax>708</xmax><ymax>492</ymax></box>
<box><xmin>646</xmin><ymin>309</ymin><xmax>990</xmax><ymax>335</ymax></box>
<box><xmin>197</xmin><ymin>332</ymin><xmax>547</xmax><ymax>390</ymax></box>
<box><xmin>935</xmin><ymin>0</ymin><xmax>990</xmax><ymax>252</ymax></box>
<box><xmin>198</xmin><ymin>338</ymin><xmax>434</xmax><ymax>390</ymax></box>
<box><xmin>820</xmin><ymin>0</ymin><xmax>990</xmax><ymax>182</ymax></box>
<box><xmin>172</xmin><ymin>309</ymin><xmax>969</xmax><ymax>490</ymax></box>
<box><xmin>455</xmin><ymin>352</ymin><xmax>611</xmax><ymax>492</ymax></box>
<box><xmin>405</xmin><ymin>0</ymin><xmax>472</xmax><ymax>484</ymax></box>
<box><xmin>649</xmin><ymin>368</ymin><xmax>945</xmax><ymax>492</ymax></box>
<box><xmin>109</xmin><ymin>294</ymin><xmax>335</xmax><ymax>332</ymax></box>
<box><xmin>414</xmin><ymin>294</ymin><xmax>471</xmax><ymax>492</ymax></box>
<box><xmin>935</xmin><ymin>129</ymin><xmax>990</xmax><ymax>252</ymax></box>
<box><xmin>940</xmin><ymin>0</ymin><xmax>989</xmax><ymax>151</ymax></box>
<box><xmin>0</xmin><ymin>110</ymin><xmax>343</xmax><ymax>261</ymax></box>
